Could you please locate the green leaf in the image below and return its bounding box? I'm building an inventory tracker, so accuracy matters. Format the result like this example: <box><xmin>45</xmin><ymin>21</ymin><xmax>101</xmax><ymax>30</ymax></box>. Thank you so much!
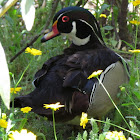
<box><xmin>5</xmin><ymin>15</ymin><xmax>14</xmax><ymax>26</ymax></box>
<box><xmin>36</xmin><ymin>132</ymin><xmax>46</xmax><ymax>140</ymax></box>
<box><xmin>83</xmin><ymin>130</ymin><xmax>87</xmax><ymax>140</ymax></box>
<box><xmin>21</xmin><ymin>0</ymin><xmax>35</xmax><ymax>31</ymax></box>
<box><xmin>103</xmin><ymin>118</ymin><xmax>110</xmax><ymax>132</ymax></box>
<box><xmin>133</xmin><ymin>91</ymin><xmax>140</xmax><ymax>99</ymax></box>
<box><xmin>76</xmin><ymin>133</ymin><xmax>82</xmax><ymax>140</ymax></box>
<box><xmin>122</xmin><ymin>40</ymin><xmax>135</xmax><ymax>49</ymax></box>
<box><xmin>0</xmin><ymin>42</ymin><xmax>10</xmax><ymax>109</ymax></box>
<box><xmin>99</xmin><ymin>4</ymin><xmax>110</xmax><ymax>15</ymax></box>
<box><xmin>102</xmin><ymin>26</ymin><xmax>114</xmax><ymax>30</ymax></box>
<box><xmin>110</xmin><ymin>39</ymin><xmax>118</xmax><ymax>47</ymax></box>
<box><xmin>99</xmin><ymin>133</ymin><xmax>106</xmax><ymax>140</ymax></box>
<box><xmin>90</xmin><ymin>118</ymin><xmax>99</xmax><ymax>134</ymax></box>
<box><xmin>121</xmin><ymin>103</ymin><xmax>133</xmax><ymax>106</ymax></box>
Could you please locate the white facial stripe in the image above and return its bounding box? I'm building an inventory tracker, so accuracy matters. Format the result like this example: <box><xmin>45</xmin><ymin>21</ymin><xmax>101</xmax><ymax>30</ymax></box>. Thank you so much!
<box><xmin>72</xmin><ymin>35</ymin><xmax>91</xmax><ymax>46</ymax></box>
<box><xmin>71</xmin><ymin>21</ymin><xmax>76</xmax><ymax>35</ymax></box>
<box><xmin>68</xmin><ymin>21</ymin><xmax>91</xmax><ymax>46</ymax></box>
<box><xmin>79</xmin><ymin>19</ymin><xmax>104</xmax><ymax>45</ymax></box>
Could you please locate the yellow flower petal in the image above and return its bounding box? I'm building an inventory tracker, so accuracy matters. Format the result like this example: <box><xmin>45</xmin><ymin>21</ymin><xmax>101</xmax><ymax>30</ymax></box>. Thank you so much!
<box><xmin>129</xmin><ymin>49</ymin><xmax>140</xmax><ymax>53</ymax></box>
<box><xmin>87</xmin><ymin>70</ymin><xmax>103</xmax><ymax>79</ymax></box>
<box><xmin>100</xmin><ymin>14</ymin><xmax>107</xmax><ymax>18</ymax></box>
<box><xmin>130</xmin><ymin>20</ymin><xmax>140</xmax><ymax>25</ymax></box>
<box><xmin>9</xmin><ymin>129</ymin><xmax>36</xmax><ymax>140</ymax></box>
<box><xmin>132</xmin><ymin>0</ymin><xmax>140</xmax><ymax>6</ymax></box>
<box><xmin>0</xmin><ymin>119</ymin><xmax>8</xmax><ymax>128</ymax></box>
<box><xmin>10</xmin><ymin>87</ymin><xmax>22</xmax><ymax>94</ymax></box>
<box><xmin>25</xmin><ymin>47</ymin><xmax>42</xmax><ymax>56</ymax></box>
<box><xmin>80</xmin><ymin>112</ymin><xmax>88</xmax><ymax>129</ymax></box>
<box><xmin>21</xmin><ymin>107</ymin><xmax>32</xmax><ymax>113</ymax></box>
<box><xmin>43</xmin><ymin>102</ymin><xmax>64</xmax><ymax>111</ymax></box>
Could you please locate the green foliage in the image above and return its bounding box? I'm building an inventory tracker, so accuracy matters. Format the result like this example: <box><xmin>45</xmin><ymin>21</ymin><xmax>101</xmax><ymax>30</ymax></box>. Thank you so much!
<box><xmin>103</xmin><ymin>118</ymin><xmax>110</xmax><ymax>132</ymax></box>
<box><xmin>90</xmin><ymin>118</ymin><xmax>99</xmax><ymax>134</ymax></box>
<box><xmin>0</xmin><ymin>0</ymin><xmax>140</xmax><ymax>140</ymax></box>
<box><xmin>98</xmin><ymin>3</ymin><xmax>110</xmax><ymax>16</ymax></box>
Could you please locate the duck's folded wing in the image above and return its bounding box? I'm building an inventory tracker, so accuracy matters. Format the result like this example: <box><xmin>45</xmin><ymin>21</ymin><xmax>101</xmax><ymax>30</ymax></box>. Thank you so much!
<box><xmin>33</xmin><ymin>54</ymin><xmax>63</xmax><ymax>87</ymax></box>
<box><xmin>62</xmin><ymin>52</ymin><xmax>98</xmax><ymax>94</ymax></box>
<box><xmin>63</xmin><ymin>68</ymin><xmax>96</xmax><ymax>94</ymax></box>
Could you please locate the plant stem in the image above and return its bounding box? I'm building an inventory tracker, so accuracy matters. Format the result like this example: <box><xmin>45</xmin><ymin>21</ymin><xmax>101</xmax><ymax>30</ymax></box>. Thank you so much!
<box><xmin>11</xmin><ymin>57</ymin><xmax>34</xmax><ymax>114</ymax></box>
<box><xmin>134</xmin><ymin>21</ymin><xmax>138</xmax><ymax>49</ymax></box>
<box><xmin>93</xmin><ymin>119</ymin><xmax>140</xmax><ymax>138</ymax></box>
<box><xmin>52</xmin><ymin>110</ymin><xmax>57</xmax><ymax>140</ymax></box>
<box><xmin>2</xmin><ymin>128</ymin><xmax>6</xmax><ymax>140</ymax></box>
<box><xmin>15</xmin><ymin>57</ymin><xmax>34</xmax><ymax>88</ymax></box>
<box><xmin>18</xmin><ymin>113</ymin><xmax>28</xmax><ymax>131</ymax></box>
<box><xmin>135</xmin><ymin>54</ymin><xmax>140</xmax><ymax>91</ymax></box>
<box><xmin>18</xmin><ymin>118</ymin><xmax>27</xmax><ymax>131</ymax></box>
<box><xmin>124</xmin><ymin>90</ymin><xmax>139</xmax><ymax>110</ymax></box>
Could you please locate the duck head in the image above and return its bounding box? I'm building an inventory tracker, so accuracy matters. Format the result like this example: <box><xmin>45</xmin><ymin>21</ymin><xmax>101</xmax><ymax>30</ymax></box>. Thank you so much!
<box><xmin>41</xmin><ymin>6</ymin><xmax>104</xmax><ymax>46</ymax></box>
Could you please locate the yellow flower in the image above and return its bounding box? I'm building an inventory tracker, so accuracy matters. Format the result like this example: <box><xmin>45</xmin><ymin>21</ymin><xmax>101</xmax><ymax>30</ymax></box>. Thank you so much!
<box><xmin>132</xmin><ymin>0</ymin><xmax>140</xmax><ymax>6</ymax></box>
<box><xmin>129</xmin><ymin>20</ymin><xmax>140</xmax><ymax>25</ymax></box>
<box><xmin>129</xmin><ymin>49</ymin><xmax>140</xmax><ymax>53</ymax></box>
<box><xmin>25</xmin><ymin>47</ymin><xmax>42</xmax><ymax>56</ymax></box>
<box><xmin>80</xmin><ymin>112</ymin><xmax>88</xmax><ymax>129</ymax></box>
<box><xmin>21</xmin><ymin>107</ymin><xmax>32</xmax><ymax>113</ymax></box>
<box><xmin>138</xmin><ymin>108</ymin><xmax>140</xmax><ymax>111</ymax></box>
<box><xmin>43</xmin><ymin>102</ymin><xmax>64</xmax><ymax>111</ymax></box>
<box><xmin>9</xmin><ymin>129</ymin><xmax>36</xmax><ymax>140</ymax></box>
<box><xmin>2</xmin><ymin>113</ymin><xmax>7</xmax><ymax>120</ymax></box>
<box><xmin>100</xmin><ymin>14</ymin><xmax>107</xmax><ymax>18</ymax></box>
<box><xmin>105</xmin><ymin>131</ymin><xmax>126</xmax><ymax>140</ymax></box>
<box><xmin>87</xmin><ymin>70</ymin><xmax>103</xmax><ymax>79</ymax></box>
<box><xmin>10</xmin><ymin>87</ymin><xmax>22</xmax><ymax>94</ymax></box>
<box><xmin>0</xmin><ymin>119</ymin><xmax>8</xmax><ymax>128</ymax></box>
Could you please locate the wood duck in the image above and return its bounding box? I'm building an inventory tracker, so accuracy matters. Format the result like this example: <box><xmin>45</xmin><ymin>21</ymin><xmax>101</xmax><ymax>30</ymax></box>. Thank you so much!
<box><xmin>12</xmin><ymin>6</ymin><xmax>129</xmax><ymax>124</ymax></box>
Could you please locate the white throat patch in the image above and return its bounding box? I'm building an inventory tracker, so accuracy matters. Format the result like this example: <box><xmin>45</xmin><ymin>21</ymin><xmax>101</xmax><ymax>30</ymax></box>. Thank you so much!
<box><xmin>62</xmin><ymin>21</ymin><xmax>91</xmax><ymax>46</ymax></box>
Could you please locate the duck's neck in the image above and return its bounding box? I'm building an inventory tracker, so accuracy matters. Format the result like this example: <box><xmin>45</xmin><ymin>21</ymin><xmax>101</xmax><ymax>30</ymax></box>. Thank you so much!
<box><xmin>64</xmin><ymin>41</ymin><xmax>106</xmax><ymax>55</ymax></box>
<box><xmin>70</xmin><ymin>30</ymin><xmax>105</xmax><ymax>47</ymax></box>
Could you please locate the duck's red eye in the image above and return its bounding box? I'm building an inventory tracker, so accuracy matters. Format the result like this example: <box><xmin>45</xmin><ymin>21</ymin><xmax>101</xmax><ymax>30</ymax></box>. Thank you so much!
<box><xmin>62</xmin><ymin>16</ymin><xmax>70</xmax><ymax>22</ymax></box>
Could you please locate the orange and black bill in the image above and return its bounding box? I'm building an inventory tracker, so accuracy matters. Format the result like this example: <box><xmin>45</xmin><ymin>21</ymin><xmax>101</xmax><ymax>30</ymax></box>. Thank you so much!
<box><xmin>41</xmin><ymin>20</ymin><xmax>60</xmax><ymax>42</ymax></box>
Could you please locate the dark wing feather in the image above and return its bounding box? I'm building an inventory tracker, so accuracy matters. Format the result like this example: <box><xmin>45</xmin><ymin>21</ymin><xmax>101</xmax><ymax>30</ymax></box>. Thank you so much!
<box><xmin>33</xmin><ymin>54</ymin><xmax>63</xmax><ymax>87</ymax></box>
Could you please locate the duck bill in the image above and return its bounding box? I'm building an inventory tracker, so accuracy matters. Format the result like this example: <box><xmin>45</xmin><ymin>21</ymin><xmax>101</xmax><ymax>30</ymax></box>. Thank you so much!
<box><xmin>41</xmin><ymin>20</ymin><xmax>60</xmax><ymax>42</ymax></box>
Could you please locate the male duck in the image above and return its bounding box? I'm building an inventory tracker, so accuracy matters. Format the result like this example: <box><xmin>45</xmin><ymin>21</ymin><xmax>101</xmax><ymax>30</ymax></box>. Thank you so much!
<box><xmin>12</xmin><ymin>6</ymin><xmax>129</xmax><ymax>123</ymax></box>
